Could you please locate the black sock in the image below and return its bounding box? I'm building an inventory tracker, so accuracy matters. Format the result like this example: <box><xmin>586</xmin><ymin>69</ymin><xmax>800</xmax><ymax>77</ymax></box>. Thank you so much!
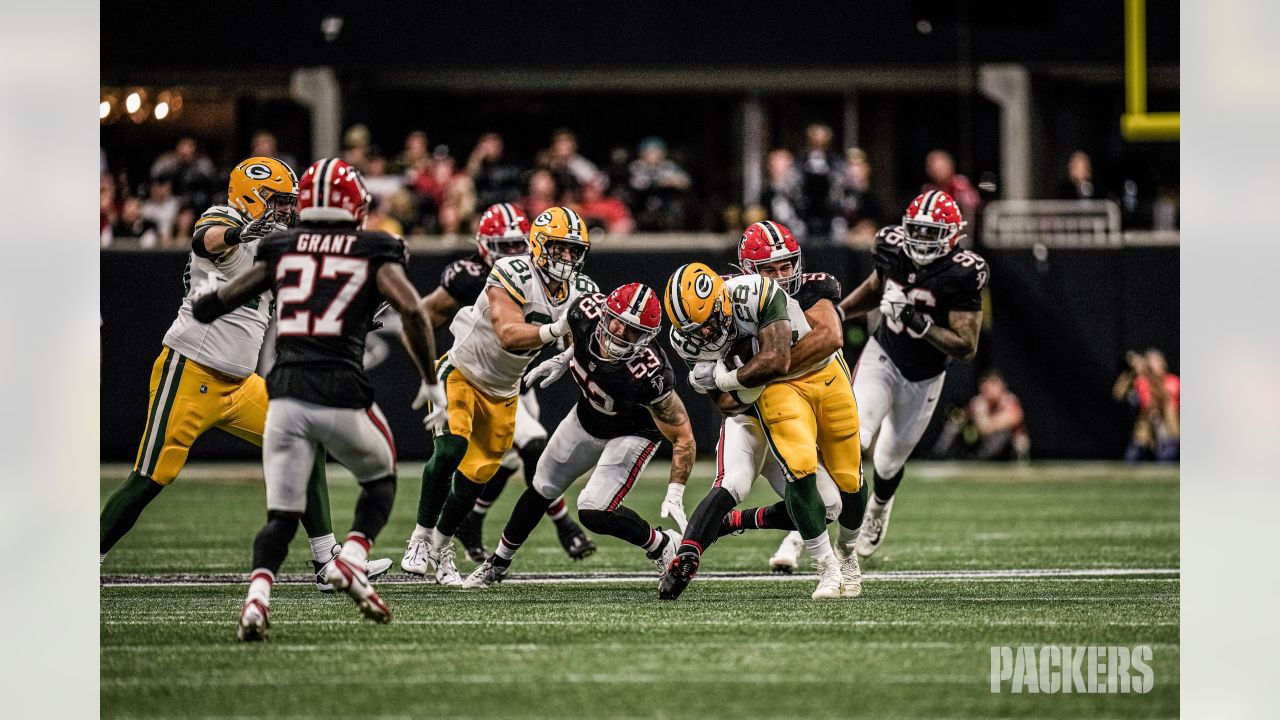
<box><xmin>416</xmin><ymin>434</ymin><xmax>468</xmax><ymax>528</ymax></box>
<box><xmin>351</xmin><ymin>475</ymin><xmax>397</xmax><ymax>540</ymax></box>
<box><xmin>100</xmin><ymin>471</ymin><xmax>164</xmax><ymax>554</ymax></box>
<box><xmin>479</xmin><ymin>464</ymin><xmax>514</xmax><ymax>505</ymax></box>
<box><xmin>252</xmin><ymin>510</ymin><xmax>301</xmax><ymax>574</ymax></box>
<box><xmin>436</xmin><ymin>471</ymin><xmax>485</xmax><ymax>537</ymax></box>
<box><xmin>839</xmin><ymin>479</ymin><xmax>870</xmax><ymax>531</ymax></box>
<box><xmin>680</xmin><ymin>487</ymin><xmax>739</xmax><ymax>557</ymax></box>
<box><xmin>492</xmin><ymin>487</ymin><xmax>557</xmax><ymax>564</ymax></box>
<box><xmin>719</xmin><ymin>501</ymin><xmax>796</xmax><ymax>537</ymax></box>
<box><xmin>577</xmin><ymin>506</ymin><xmax>654</xmax><ymax>548</ymax></box>
<box><xmin>873</xmin><ymin>467</ymin><xmax>904</xmax><ymax>504</ymax></box>
<box><xmin>517</xmin><ymin>439</ymin><xmax>547</xmax><ymax>487</ymax></box>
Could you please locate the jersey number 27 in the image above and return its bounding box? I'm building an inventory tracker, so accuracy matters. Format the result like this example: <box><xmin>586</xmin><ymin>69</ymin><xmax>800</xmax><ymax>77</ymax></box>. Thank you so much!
<box><xmin>276</xmin><ymin>254</ymin><xmax>369</xmax><ymax>336</ymax></box>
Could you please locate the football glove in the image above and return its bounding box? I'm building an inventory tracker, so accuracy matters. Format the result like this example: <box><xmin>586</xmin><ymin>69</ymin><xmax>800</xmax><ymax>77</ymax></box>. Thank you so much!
<box><xmin>688</xmin><ymin>361</ymin><xmax>718</xmax><ymax>394</ymax></box>
<box><xmin>714</xmin><ymin>359</ymin><xmax>747</xmax><ymax>392</ymax></box>
<box><xmin>660</xmin><ymin>483</ymin><xmax>688</xmax><ymax>534</ymax></box>
<box><xmin>899</xmin><ymin>304</ymin><xmax>933</xmax><ymax>338</ymax></box>
<box><xmin>412</xmin><ymin>381</ymin><xmax>449</xmax><ymax>433</ymax></box>
<box><xmin>232</xmin><ymin>211</ymin><xmax>287</xmax><ymax>245</ymax></box>
<box><xmin>526</xmin><ymin>347</ymin><xmax>573</xmax><ymax>389</ymax></box>
<box><xmin>537</xmin><ymin>314</ymin><xmax>571</xmax><ymax>344</ymax></box>
<box><xmin>879</xmin><ymin>283</ymin><xmax>908</xmax><ymax>320</ymax></box>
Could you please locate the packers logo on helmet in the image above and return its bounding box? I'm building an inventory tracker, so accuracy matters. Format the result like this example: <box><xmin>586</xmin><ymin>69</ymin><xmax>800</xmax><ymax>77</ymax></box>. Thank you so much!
<box><xmin>665</xmin><ymin>262</ymin><xmax>735</xmax><ymax>355</ymax></box>
<box><xmin>228</xmin><ymin>156</ymin><xmax>298</xmax><ymax>224</ymax></box>
<box><xmin>529</xmin><ymin>206</ymin><xmax>590</xmax><ymax>282</ymax></box>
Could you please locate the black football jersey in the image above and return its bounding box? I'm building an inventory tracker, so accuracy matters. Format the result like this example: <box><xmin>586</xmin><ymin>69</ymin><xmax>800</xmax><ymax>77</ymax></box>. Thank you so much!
<box><xmin>439</xmin><ymin>254</ymin><xmax>489</xmax><ymax>306</ymax></box>
<box><xmin>792</xmin><ymin>271</ymin><xmax>841</xmax><ymax>312</ymax></box>
<box><xmin>565</xmin><ymin>293</ymin><xmax>676</xmax><ymax>441</ymax></box>
<box><xmin>871</xmin><ymin>225</ymin><xmax>987</xmax><ymax>381</ymax></box>
<box><xmin>257</xmin><ymin>222</ymin><xmax>409</xmax><ymax>408</ymax></box>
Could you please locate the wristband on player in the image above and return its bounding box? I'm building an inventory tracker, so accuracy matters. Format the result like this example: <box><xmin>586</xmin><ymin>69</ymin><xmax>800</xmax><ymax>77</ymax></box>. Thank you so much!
<box><xmin>538</xmin><ymin>323</ymin><xmax>557</xmax><ymax>344</ymax></box>
<box><xmin>715</xmin><ymin>367</ymin><xmax>747</xmax><ymax>393</ymax></box>
<box><xmin>222</xmin><ymin>224</ymin><xmax>245</xmax><ymax>246</ymax></box>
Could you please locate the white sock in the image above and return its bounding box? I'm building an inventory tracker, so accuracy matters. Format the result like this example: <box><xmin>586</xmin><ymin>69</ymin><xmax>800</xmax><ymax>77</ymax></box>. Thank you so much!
<box><xmin>247</xmin><ymin>569</ymin><xmax>274</xmax><ymax>606</ymax></box>
<box><xmin>308</xmin><ymin>533</ymin><xmax>338</xmax><ymax>564</ymax></box>
<box><xmin>472</xmin><ymin>499</ymin><xmax>492</xmax><ymax>516</ymax></box>
<box><xmin>495</xmin><ymin>534</ymin><xmax>520</xmax><ymax>562</ymax></box>
<box><xmin>803</xmin><ymin>532</ymin><xmax>834</xmax><ymax>561</ymax></box>
<box><xmin>411</xmin><ymin>524</ymin><xmax>432</xmax><ymax>543</ymax></box>
<box><xmin>430</xmin><ymin>528</ymin><xmax>452</xmax><ymax>551</ymax></box>
<box><xmin>340</xmin><ymin>532</ymin><xmax>370</xmax><ymax>565</ymax></box>
<box><xmin>642</xmin><ymin>528</ymin><xmax>665</xmax><ymax>555</ymax></box>
<box><xmin>837</xmin><ymin>524</ymin><xmax>860</xmax><ymax>551</ymax></box>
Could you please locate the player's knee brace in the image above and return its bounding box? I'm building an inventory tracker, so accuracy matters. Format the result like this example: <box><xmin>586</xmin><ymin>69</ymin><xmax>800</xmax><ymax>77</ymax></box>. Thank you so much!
<box><xmin>352</xmin><ymin>475</ymin><xmax>397</xmax><ymax>539</ymax></box>
<box><xmin>517</xmin><ymin>439</ymin><xmax>547</xmax><ymax>487</ymax></box>
<box><xmin>253</xmin><ymin>510</ymin><xmax>302</xmax><ymax>573</ymax></box>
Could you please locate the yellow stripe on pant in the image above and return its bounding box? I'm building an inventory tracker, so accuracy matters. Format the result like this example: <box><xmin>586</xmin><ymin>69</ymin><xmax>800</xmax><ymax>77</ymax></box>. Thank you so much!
<box><xmin>133</xmin><ymin>346</ymin><xmax>271</xmax><ymax>485</ymax></box>
<box><xmin>753</xmin><ymin>357</ymin><xmax>862</xmax><ymax>493</ymax></box>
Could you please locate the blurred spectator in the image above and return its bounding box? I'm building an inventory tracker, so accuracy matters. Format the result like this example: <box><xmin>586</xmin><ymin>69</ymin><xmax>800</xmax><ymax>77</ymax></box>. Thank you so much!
<box><xmin>798</xmin><ymin>123</ymin><xmax>842</xmax><ymax>243</ymax></box>
<box><xmin>342</xmin><ymin>124</ymin><xmax>372</xmax><ymax>173</ymax></box>
<box><xmin>604</xmin><ymin>146</ymin><xmax>633</xmax><ymax>200</ymax></box>
<box><xmin>363</xmin><ymin>152</ymin><xmax>405</xmax><ymax>211</ymax></box>
<box><xmin>923</xmin><ymin>149</ymin><xmax>981</xmax><ymax>221</ymax></box>
<box><xmin>932</xmin><ymin>371</ymin><xmax>1030</xmax><ymax>461</ymax></box>
<box><xmin>174</xmin><ymin>205</ymin><xmax>197</xmax><ymax>245</ymax></box>
<box><xmin>521</xmin><ymin>169</ymin><xmax>562</xmax><ymax>218</ymax></box>
<box><xmin>466</xmin><ymin>132</ymin><xmax>524</xmax><ymax>209</ymax></box>
<box><xmin>835</xmin><ymin>147</ymin><xmax>883</xmax><ymax>248</ymax></box>
<box><xmin>141</xmin><ymin>177</ymin><xmax>181</xmax><ymax>247</ymax></box>
<box><xmin>542</xmin><ymin>128</ymin><xmax>601</xmax><ymax>192</ymax></box>
<box><xmin>394</xmin><ymin>130</ymin><xmax>432</xmax><ymax>177</ymax></box>
<box><xmin>573</xmin><ymin>176</ymin><xmax>634</xmax><ymax>236</ymax></box>
<box><xmin>437</xmin><ymin>158</ymin><xmax>477</xmax><ymax>235</ymax></box>
<box><xmin>100</xmin><ymin>172</ymin><xmax>118</xmax><ymax>246</ymax></box>
<box><xmin>628</xmin><ymin>136</ymin><xmax>690</xmax><ymax>232</ymax></box>
<box><xmin>1113</xmin><ymin>348</ymin><xmax>1180</xmax><ymax>462</ymax></box>
<box><xmin>365</xmin><ymin>197</ymin><xmax>404</xmax><ymax>237</ymax></box>
<box><xmin>109</xmin><ymin>197</ymin><xmax>160</xmax><ymax>248</ymax></box>
<box><xmin>385</xmin><ymin>188</ymin><xmax>421</xmax><ymax>234</ymax></box>
<box><xmin>149</xmin><ymin>137</ymin><xmax>217</xmax><ymax>209</ymax></box>
<box><xmin>760</xmin><ymin>149</ymin><xmax>806</xmax><ymax>241</ymax></box>
<box><xmin>1057</xmin><ymin>150</ymin><xmax>1097</xmax><ymax>200</ymax></box>
<box><xmin>250</xmin><ymin>130</ymin><xmax>299</xmax><ymax>174</ymax></box>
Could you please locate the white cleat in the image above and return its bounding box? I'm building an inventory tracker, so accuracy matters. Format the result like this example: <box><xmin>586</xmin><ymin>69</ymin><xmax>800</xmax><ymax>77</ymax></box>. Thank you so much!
<box><xmin>315</xmin><ymin>550</ymin><xmax>393</xmax><ymax>592</ymax></box>
<box><xmin>324</xmin><ymin>555</ymin><xmax>392</xmax><ymax>624</ymax></box>
<box><xmin>401</xmin><ymin>538</ymin><xmax>434</xmax><ymax>576</ymax></box>
<box><xmin>811</xmin><ymin>553</ymin><xmax>843</xmax><ymax>600</ymax></box>
<box><xmin>236</xmin><ymin>599</ymin><xmax>270</xmax><ymax>642</ymax></box>
<box><xmin>653</xmin><ymin>529</ymin><xmax>682</xmax><ymax>577</ymax></box>
<box><xmin>462</xmin><ymin>557</ymin><xmax>509</xmax><ymax>589</ymax></box>
<box><xmin>856</xmin><ymin>496</ymin><xmax>896</xmax><ymax>559</ymax></box>
<box><xmin>837</xmin><ymin>546</ymin><xmax>863</xmax><ymax>598</ymax></box>
<box><xmin>432</xmin><ymin>543</ymin><xmax>464</xmax><ymax>587</ymax></box>
<box><xmin>769</xmin><ymin>531</ymin><xmax>804</xmax><ymax>574</ymax></box>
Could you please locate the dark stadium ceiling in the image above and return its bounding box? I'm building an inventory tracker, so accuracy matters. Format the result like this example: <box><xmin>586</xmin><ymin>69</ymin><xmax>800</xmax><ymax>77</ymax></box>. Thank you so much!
<box><xmin>102</xmin><ymin>0</ymin><xmax>1178</xmax><ymax>87</ymax></box>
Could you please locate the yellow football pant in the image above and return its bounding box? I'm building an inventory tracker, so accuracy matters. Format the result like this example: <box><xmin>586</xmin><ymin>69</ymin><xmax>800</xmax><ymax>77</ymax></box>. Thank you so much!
<box><xmin>753</xmin><ymin>356</ymin><xmax>862</xmax><ymax>493</ymax></box>
<box><xmin>437</xmin><ymin>358</ymin><xmax>518</xmax><ymax>483</ymax></box>
<box><xmin>133</xmin><ymin>346</ymin><xmax>268</xmax><ymax>485</ymax></box>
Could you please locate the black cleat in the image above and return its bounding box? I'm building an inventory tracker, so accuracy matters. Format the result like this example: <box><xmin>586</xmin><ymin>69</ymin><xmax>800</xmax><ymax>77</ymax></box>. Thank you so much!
<box><xmin>456</xmin><ymin>511</ymin><xmax>489</xmax><ymax>564</ymax></box>
<box><xmin>658</xmin><ymin>551</ymin><xmax>700</xmax><ymax>601</ymax></box>
<box><xmin>556</xmin><ymin>518</ymin><xmax>596</xmax><ymax>560</ymax></box>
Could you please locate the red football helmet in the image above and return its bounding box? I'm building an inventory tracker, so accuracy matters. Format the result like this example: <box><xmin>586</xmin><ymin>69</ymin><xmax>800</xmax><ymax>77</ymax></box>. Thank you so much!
<box><xmin>594</xmin><ymin>283</ymin><xmax>662</xmax><ymax>361</ymax></box>
<box><xmin>475</xmin><ymin>203</ymin><xmax>530</xmax><ymax>265</ymax></box>
<box><xmin>739</xmin><ymin>220</ymin><xmax>802</xmax><ymax>294</ymax></box>
<box><xmin>299</xmin><ymin>158</ymin><xmax>370</xmax><ymax>225</ymax></box>
<box><xmin>902</xmin><ymin>191</ymin><xmax>965</xmax><ymax>265</ymax></box>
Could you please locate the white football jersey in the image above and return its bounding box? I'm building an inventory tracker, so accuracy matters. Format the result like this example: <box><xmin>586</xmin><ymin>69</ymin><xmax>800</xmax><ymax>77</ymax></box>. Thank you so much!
<box><xmin>672</xmin><ymin>274</ymin><xmax>831</xmax><ymax>379</ymax></box>
<box><xmin>162</xmin><ymin>205</ymin><xmax>274</xmax><ymax>379</ymax></box>
<box><xmin>447</xmin><ymin>255</ymin><xmax>598</xmax><ymax>398</ymax></box>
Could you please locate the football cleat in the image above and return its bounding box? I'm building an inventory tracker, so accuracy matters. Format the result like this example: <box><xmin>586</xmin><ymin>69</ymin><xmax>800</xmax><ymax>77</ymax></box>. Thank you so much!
<box><xmin>658</xmin><ymin>550</ymin><xmax>700</xmax><ymax>601</ymax></box>
<box><xmin>401</xmin><ymin>538</ymin><xmax>434</xmax><ymax>576</ymax></box>
<box><xmin>455</xmin><ymin>511</ymin><xmax>490</xmax><ymax>564</ymax></box>
<box><xmin>324</xmin><ymin>555</ymin><xmax>392</xmax><ymax>624</ymax></box>
<box><xmin>314</xmin><ymin>550</ymin><xmax>392</xmax><ymax>593</ymax></box>
<box><xmin>432</xmin><ymin>543</ymin><xmax>464</xmax><ymax>587</ymax></box>
<box><xmin>236</xmin><ymin>599</ymin><xmax>270</xmax><ymax>642</ymax></box>
<box><xmin>556</xmin><ymin>518</ymin><xmax>597</xmax><ymax>560</ymax></box>
<box><xmin>856</xmin><ymin>496</ymin><xmax>896</xmax><ymax>559</ymax></box>
<box><xmin>462</xmin><ymin>557</ymin><xmax>509</xmax><ymax>590</ymax></box>
<box><xmin>837</xmin><ymin>546</ymin><xmax>863</xmax><ymax>598</ymax></box>
<box><xmin>811</xmin><ymin>554</ymin><xmax>843</xmax><ymax>600</ymax></box>
<box><xmin>769</xmin><ymin>531</ymin><xmax>804</xmax><ymax>574</ymax></box>
<box><xmin>651</xmin><ymin>529</ymin><xmax>682</xmax><ymax>576</ymax></box>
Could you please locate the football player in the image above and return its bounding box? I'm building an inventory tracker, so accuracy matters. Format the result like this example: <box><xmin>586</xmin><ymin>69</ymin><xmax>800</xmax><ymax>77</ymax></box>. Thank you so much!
<box><xmin>835</xmin><ymin>191</ymin><xmax>987</xmax><ymax>558</ymax></box>
<box><xmin>661</xmin><ymin>249</ymin><xmax>863</xmax><ymax>600</ymax></box>
<box><xmin>99</xmin><ymin>157</ymin><xmax>392</xmax><ymax>589</ymax></box>
<box><xmin>463</xmin><ymin>283</ymin><xmax>696</xmax><ymax>589</ymax></box>
<box><xmin>700</xmin><ymin>222</ymin><xmax>869</xmax><ymax>589</ymax></box>
<box><xmin>412</xmin><ymin>203</ymin><xmax>594</xmax><ymax>565</ymax></box>
<box><xmin>192</xmin><ymin>158</ymin><xmax>448</xmax><ymax>639</ymax></box>
<box><xmin>403</xmin><ymin>207</ymin><xmax>598</xmax><ymax>586</ymax></box>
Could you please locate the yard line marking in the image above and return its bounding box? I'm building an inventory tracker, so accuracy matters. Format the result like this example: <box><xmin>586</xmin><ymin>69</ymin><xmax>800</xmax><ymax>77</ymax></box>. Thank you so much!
<box><xmin>100</xmin><ymin>567</ymin><xmax>1179</xmax><ymax>587</ymax></box>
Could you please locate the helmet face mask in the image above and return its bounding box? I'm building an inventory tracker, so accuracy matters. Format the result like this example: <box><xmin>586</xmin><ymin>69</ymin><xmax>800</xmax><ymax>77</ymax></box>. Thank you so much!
<box><xmin>749</xmin><ymin>256</ymin><xmax>802</xmax><ymax>295</ymax></box>
<box><xmin>739</xmin><ymin>220</ymin><xmax>803</xmax><ymax>295</ymax></box>
<box><xmin>902</xmin><ymin>191</ymin><xmax>964</xmax><ymax>265</ymax></box>
<box><xmin>592</xmin><ymin>283</ymin><xmax>662</xmax><ymax>362</ymax></box>
<box><xmin>263</xmin><ymin>190</ymin><xmax>299</xmax><ymax>227</ymax></box>
<box><xmin>529</xmin><ymin>207</ymin><xmax>590</xmax><ymax>282</ymax></box>
<box><xmin>537</xmin><ymin>237</ymin><xmax>588</xmax><ymax>281</ymax></box>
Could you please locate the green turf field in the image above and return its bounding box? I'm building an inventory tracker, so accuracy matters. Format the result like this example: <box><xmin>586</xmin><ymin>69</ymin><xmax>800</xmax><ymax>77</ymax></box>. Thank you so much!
<box><xmin>101</xmin><ymin>461</ymin><xmax>1179</xmax><ymax>719</ymax></box>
